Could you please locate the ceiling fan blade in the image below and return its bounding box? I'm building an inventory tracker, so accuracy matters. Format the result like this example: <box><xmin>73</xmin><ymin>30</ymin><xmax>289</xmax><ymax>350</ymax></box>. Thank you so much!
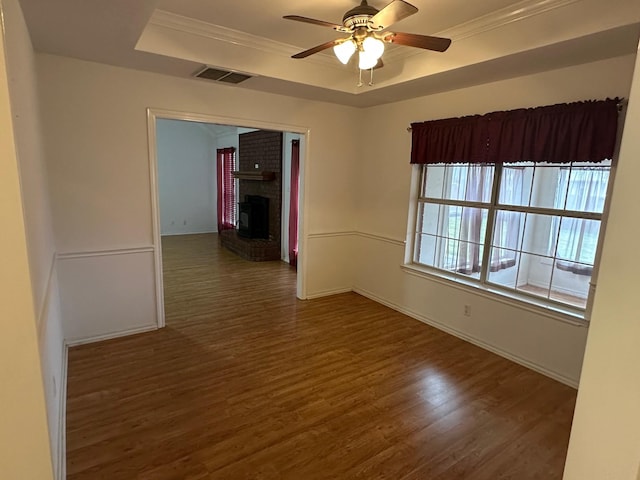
<box><xmin>370</xmin><ymin>0</ymin><xmax>418</xmax><ymax>29</ymax></box>
<box><xmin>384</xmin><ymin>32</ymin><xmax>451</xmax><ymax>52</ymax></box>
<box><xmin>292</xmin><ymin>40</ymin><xmax>339</xmax><ymax>59</ymax></box>
<box><xmin>283</xmin><ymin>15</ymin><xmax>343</xmax><ymax>30</ymax></box>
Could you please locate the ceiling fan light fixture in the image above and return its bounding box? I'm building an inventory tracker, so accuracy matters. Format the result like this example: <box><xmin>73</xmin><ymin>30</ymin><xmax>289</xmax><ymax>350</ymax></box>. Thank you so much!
<box><xmin>363</xmin><ymin>36</ymin><xmax>385</xmax><ymax>60</ymax></box>
<box><xmin>358</xmin><ymin>50</ymin><xmax>378</xmax><ymax>70</ymax></box>
<box><xmin>333</xmin><ymin>39</ymin><xmax>357</xmax><ymax>64</ymax></box>
<box><xmin>359</xmin><ymin>36</ymin><xmax>385</xmax><ymax>70</ymax></box>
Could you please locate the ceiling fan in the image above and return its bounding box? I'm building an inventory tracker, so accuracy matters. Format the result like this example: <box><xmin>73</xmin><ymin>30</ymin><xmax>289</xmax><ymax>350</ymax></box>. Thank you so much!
<box><xmin>284</xmin><ymin>0</ymin><xmax>451</xmax><ymax>71</ymax></box>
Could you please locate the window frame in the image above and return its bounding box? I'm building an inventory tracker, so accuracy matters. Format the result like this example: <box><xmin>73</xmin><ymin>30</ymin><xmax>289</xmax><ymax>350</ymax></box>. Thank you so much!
<box><xmin>406</xmin><ymin>162</ymin><xmax>615</xmax><ymax>322</ymax></box>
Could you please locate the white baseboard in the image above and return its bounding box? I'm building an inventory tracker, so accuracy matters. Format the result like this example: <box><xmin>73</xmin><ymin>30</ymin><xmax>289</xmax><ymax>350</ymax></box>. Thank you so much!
<box><xmin>305</xmin><ymin>287</ymin><xmax>353</xmax><ymax>300</ymax></box>
<box><xmin>56</xmin><ymin>344</ymin><xmax>68</xmax><ymax>480</ymax></box>
<box><xmin>353</xmin><ymin>286</ymin><xmax>579</xmax><ymax>389</ymax></box>
<box><xmin>66</xmin><ymin>324</ymin><xmax>159</xmax><ymax>347</ymax></box>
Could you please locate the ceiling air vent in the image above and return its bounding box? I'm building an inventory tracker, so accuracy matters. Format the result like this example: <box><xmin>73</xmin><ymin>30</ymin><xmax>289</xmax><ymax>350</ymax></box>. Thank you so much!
<box><xmin>194</xmin><ymin>66</ymin><xmax>253</xmax><ymax>84</ymax></box>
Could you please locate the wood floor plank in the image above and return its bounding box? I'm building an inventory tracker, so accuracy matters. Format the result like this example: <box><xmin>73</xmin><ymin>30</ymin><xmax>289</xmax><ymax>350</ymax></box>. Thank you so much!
<box><xmin>66</xmin><ymin>233</ymin><xmax>576</xmax><ymax>479</ymax></box>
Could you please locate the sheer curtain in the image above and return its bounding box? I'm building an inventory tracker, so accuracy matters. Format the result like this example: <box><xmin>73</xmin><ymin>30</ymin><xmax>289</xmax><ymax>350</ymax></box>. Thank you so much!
<box><xmin>491</xmin><ymin>167</ymin><xmax>523</xmax><ymax>271</ymax></box>
<box><xmin>553</xmin><ymin>167</ymin><xmax>609</xmax><ymax>274</ymax></box>
<box><xmin>453</xmin><ymin>165</ymin><xmax>492</xmax><ymax>274</ymax></box>
<box><xmin>216</xmin><ymin>147</ymin><xmax>236</xmax><ymax>231</ymax></box>
<box><xmin>436</xmin><ymin>165</ymin><xmax>520</xmax><ymax>275</ymax></box>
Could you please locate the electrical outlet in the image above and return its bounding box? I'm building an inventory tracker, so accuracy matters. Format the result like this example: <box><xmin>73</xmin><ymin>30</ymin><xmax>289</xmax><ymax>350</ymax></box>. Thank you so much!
<box><xmin>464</xmin><ymin>305</ymin><xmax>471</xmax><ymax>317</ymax></box>
<box><xmin>254</xmin><ymin>163</ymin><xmax>259</xmax><ymax>169</ymax></box>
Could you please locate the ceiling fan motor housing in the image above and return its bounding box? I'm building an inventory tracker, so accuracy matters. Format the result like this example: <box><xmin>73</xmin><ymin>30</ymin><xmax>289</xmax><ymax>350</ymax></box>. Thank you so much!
<box><xmin>343</xmin><ymin>0</ymin><xmax>378</xmax><ymax>26</ymax></box>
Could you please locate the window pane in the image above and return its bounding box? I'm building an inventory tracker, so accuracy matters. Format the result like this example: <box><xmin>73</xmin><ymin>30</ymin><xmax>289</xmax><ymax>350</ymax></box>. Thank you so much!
<box><xmin>551</xmin><ymin>259</ymin><xmax>590</xmax><ymax>308</ymax></box>
<box><xmin>422</xmin><ymin>165</ymin><xmax>446</xmax><ymax>198</ymax></box>
<box><xmin>492</xmin><ymin>210</ymin><xmax>524</xmax><ymax>251</ymax></box>
<box><xmin>446</xmin><ymin>205</ymin><xmax>463</xmax><ymax>239</ymax></box>
<box><xmin>416</xmin><ymin>202</ymin><xmax>441</xmax><ymax>235</ymax></box>
<box><xmin>530</xmin><ymin>163</ymin><xmax>566</xmax><ymax>209</ymax></box>
<box><xmin>487</xmin><ymin>248</ymin><xmax>519</xmax><ymax>288</ymax></box>
<box><xmin>516</xmin><ymin>252</ymin><xmax>553</xmax><ymax>299</ymax></box>
<box><xmin>438</xmin><ymin>238</ymin><xmax>460</xmax><ymax>270</ymax></box>
<box><xmin>447</xmin><ymin>165</ymin><xmax>469</xmax><ymax>201</ymax></box>
<box><xmin>555</xmin><ymin>218</ymin><xmax>601</xmax><ymax>265</ymax></box>
<box><xmin>423</xmin><ymin>164</ymin><xmax>494</xmax><ymax>202</ymax></box>
<box><xmin>414</xmin><ymin>206</ymin><xmax>488</xmax><ymax>276</ymax></box>
<box><xmin>464</xmin><ymin>165</ymin><xmax>494</xmax><ymax>203</ymax></box>
<box><xmin>498</xmin><ymin>163</ymin><xmax>532</xmax><ymax>206</ymax></box>
<box><xmin>458</xmin><ymin>207</ymin><xmax>488</xmax><ymax>246</ymax></box>
<box><xmin>417</xmin><ymin>202</ymin><xmax>464</xmax><ymax>238</ymax></box>
<box><xmin>442</xmin><ymin>207</ymin><xmax>488</xmax><ymax>274</ymax></box>
<box><xmin>415</xmin><ymin>233</ymin><xmax>437</xmax><ymax>266</ymax></box>
<box><xmin>564</xmin><ymin>165</ymin><xmax>610</xmax><ymax>214</ymax></box>
<box><xmin>415</xmin><ymin>234</ymin><xmax>463</xmax><ymax>270</ymax></box>
<box><xmin>521</xmin><ymin>213</ymin><xmax>559</xmax><ymax>257</ymax></box>
<box><xmin>455</xmin><ymin>241</ymin><xmax>484</xmax><ymax>279</ymax></box>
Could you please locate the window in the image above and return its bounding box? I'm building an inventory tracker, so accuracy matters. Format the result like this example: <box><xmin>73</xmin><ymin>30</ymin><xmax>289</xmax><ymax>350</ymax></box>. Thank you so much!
<box><xmin>216</xmin><ymin>147</ymin><xmax>237</xmax><ymax>231</ymax></box>
<box><xmin>412</xmin><ymin>161</ymin><xmax>612</xmax><ymax>313</ymax></box>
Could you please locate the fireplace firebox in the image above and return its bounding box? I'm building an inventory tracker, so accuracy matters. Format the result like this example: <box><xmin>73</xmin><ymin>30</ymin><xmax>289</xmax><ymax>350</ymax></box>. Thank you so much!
<box><xmin>238</xmin><ymin>195</ymin><xmax>269</xmax><ymax>239</ymax></box>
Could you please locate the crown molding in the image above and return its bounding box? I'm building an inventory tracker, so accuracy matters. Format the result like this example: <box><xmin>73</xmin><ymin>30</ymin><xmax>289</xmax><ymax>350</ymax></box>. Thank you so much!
<box><xmin>384</xmin><ymin>0</ymin><xmax>583</xmax><ymax>62</ymax></box>
<box><xmin>444</xmin><ymin>0</ymin><xmax>582</xmax><ymax>41</ymax></box>
<box><xmin>149</xmin><ymin>10</ymin><xmax>341</xmax><ymax>69</ymax></box>
<box><xmin>150</xmin><ymin>0</ymin><xmax>583</xmax><ymax>68</ymax></box>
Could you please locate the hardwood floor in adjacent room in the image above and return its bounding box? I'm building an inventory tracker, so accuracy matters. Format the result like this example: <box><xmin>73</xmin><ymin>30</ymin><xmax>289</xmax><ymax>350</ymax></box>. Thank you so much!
<box><xmin>66</xmin><ymin>233</ymin><xmax>577</xmax><ymax>479</ymax></box>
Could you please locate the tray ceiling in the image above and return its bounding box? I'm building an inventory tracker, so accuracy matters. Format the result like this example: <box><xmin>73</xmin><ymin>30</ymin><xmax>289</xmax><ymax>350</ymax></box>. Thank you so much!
<box><xmin>18</xmin><ymin>0</ymin><xmax>640</xmax><ymax>107</ymax></box>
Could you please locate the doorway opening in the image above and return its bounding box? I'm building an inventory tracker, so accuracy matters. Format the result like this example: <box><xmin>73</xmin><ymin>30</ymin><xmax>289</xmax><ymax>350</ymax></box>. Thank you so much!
<box><xmin>146</xmin><ymin>109</ymin><xmax>308</xmax><ymax>328</ymax></box>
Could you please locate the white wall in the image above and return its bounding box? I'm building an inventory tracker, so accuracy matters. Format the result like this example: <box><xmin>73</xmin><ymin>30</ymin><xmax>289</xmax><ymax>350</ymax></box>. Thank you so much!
<box><xmin>1</xmin><ymin>0</ymin><xmax>64</xmax><ymax>477</ymax></box>
<box><xmin>157</xmin><ymin>119</ymin><xmax>217</xmax><ymax>236</ymax></box>
<box><xmin>37</xmin><ymin>54</ymin><xmax>361</xmax><ymax>338</ymax></box>
<box><xmin>0</xmin><ymin>0</ymin><xmax>56</xmax><ymax>477</ymax></box>
<box><xmin>353</xmin><ymin>54</ymin><xmax>637</xmax><ymax>386</ymax></box>
<box><xmin>217</xmin><ymin>129</ymin><xmax>240</xmax><ymax>151</ymax></box>
<box><xmin>563</xmin><ymin>44</ymin><xmax>640</xmax><ymax>480</ymax></box>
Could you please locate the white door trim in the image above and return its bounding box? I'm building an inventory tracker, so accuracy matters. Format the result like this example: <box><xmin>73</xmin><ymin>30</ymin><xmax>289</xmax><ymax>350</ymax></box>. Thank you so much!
<box><xmin>146</xmin><ymin>108</ymin><xmax>310</xmax><ymax>327</ymax></box>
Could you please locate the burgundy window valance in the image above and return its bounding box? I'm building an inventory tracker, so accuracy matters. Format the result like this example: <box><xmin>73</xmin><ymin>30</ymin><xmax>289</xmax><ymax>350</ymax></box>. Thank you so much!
<box><xmin>410</xmin><ymin>98</ymin><xmax>619</xmax><ymax>165</ymax></box>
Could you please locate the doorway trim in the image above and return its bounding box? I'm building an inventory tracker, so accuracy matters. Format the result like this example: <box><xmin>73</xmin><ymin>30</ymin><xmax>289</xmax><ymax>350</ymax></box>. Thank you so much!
<box><xmin>146</xmin><ymin>108</ymin><xmax>310</xmax><ymax>328</ymax></box>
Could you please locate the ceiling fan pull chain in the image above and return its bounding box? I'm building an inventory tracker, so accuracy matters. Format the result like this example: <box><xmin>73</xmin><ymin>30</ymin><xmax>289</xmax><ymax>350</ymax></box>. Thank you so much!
<box><xmin>357</xmin><ymin>68</ymin><xmax>363</xmax><ymax>87</ymax></box>
<box><xmin>369</xmin><ymin>67</ymin><xmax>374</xmax><ymax>86</ymax></box>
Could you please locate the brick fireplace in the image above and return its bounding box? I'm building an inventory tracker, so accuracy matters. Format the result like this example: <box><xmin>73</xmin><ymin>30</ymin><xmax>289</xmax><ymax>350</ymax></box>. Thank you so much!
<box><xmin>220</xmin><ymin>130</ymin><xmax>283</xmax><ymax>261</ymax></box>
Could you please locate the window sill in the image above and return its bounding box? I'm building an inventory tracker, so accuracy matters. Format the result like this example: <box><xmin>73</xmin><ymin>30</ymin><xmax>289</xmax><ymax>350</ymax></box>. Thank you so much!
<box><xmin>400</xmin><ymin>263</ymin><xmax>588</xmax><ymax>327</ymax></box>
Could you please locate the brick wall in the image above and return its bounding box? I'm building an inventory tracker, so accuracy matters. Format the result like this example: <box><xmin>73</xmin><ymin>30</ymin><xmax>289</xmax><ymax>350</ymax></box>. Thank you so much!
<box><xmin>238</xmin><ymin>130</ymin><xmax>283</xmax><ymax>242</ymax></box>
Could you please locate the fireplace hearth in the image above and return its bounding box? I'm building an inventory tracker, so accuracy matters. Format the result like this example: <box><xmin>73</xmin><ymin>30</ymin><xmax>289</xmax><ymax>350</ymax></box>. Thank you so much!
<box><xmin>219</xmin><ymin>230</ymin><xmax>280</xmax><ymax>261</ymax></box>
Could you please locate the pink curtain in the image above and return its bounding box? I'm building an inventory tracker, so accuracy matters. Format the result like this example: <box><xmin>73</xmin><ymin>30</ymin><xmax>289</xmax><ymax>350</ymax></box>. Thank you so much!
<box><xmin>288</xmin><ymin>140</ymin><xmax>300</xmax><ymax>267</ymax></box>
<box><xmin>411</xmin><ymin>98</ymin><xmax>619</xmax><ymax>165</ymax></box>
<box><xmin>216</xmin><ymin>147</ymin><xmax>236</xmax><ymax>232</ymax></box>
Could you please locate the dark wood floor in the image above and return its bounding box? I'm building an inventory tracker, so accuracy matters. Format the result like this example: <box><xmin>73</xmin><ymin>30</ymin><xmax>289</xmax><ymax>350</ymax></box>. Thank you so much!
<box><xmin>66</xmin><ymin>233</ymin><xmax>576</xmax><ymax>479</ymax></box>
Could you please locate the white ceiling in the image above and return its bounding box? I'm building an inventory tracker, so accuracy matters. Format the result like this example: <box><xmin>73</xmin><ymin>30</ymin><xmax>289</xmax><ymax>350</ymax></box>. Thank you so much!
<box><xmin>18</xmin><ymin>0</ymin><xmax>640</xmax><ymax>107</ymax></box>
